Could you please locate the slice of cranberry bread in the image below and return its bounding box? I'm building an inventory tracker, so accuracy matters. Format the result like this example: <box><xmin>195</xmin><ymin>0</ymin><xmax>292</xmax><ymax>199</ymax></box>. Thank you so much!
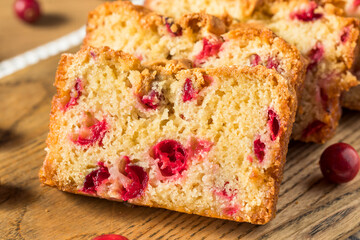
<box><xmin>83</xmin><ymin>1</ymin><xmax>308</xmax><ymax>135</ymax></box>
<box><xmin>317</xmin><ymin>0</ymin><xmax>360</xmax><ymax>110</ymax></box>
<box><xmin>39</xmin><ymin>46</ymin><xmax>299</xmax><ymax>224</ymax></box>
<box><xmin>147</xmin><ymin>0</ymin><xmax>360</xmax><ymax>141</ymax></box>
<box><xmin>144</xmin><ymin>0</ymin><xmax>262</xmax><ymax>21</ymax></box>
<box><xmin>250</xmin><ymin>0</ymin><xmax>359</xmax><ymax>142</ymax></box>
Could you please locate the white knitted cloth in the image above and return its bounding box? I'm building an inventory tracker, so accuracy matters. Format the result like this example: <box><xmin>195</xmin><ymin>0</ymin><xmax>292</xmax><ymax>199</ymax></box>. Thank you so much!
<box><xmin>0</xmin><ymin>0</ymin><xmax>144</xmax><ymax>79</ymax></box>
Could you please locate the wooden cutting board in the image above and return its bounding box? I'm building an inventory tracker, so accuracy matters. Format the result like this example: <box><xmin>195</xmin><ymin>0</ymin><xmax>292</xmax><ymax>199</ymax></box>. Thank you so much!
<box><xmin>1</xmin><ymin>47</ymin><xmax>360</xmax><ymax>240</ymax></box>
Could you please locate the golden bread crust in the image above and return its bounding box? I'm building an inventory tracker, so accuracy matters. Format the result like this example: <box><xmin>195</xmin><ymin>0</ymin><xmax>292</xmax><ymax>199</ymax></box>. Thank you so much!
<box><xmin>144</xmin><ymin>0</ymin><xmax>263</xmax><ymax>21</ymax></box>
<box><xmin>319</xmin><ymin>0</ymin><xmax>360</xmax><ymax>110</ymax></box>
<box><xmin>249</xmin><ymin>0</ymin><xmax>359</xmax><ymax>142</ymax></box>
<box><xmin>228</xmin><ymin>22</ymin><xmax>308</xmax><ymax>99</ymax></box>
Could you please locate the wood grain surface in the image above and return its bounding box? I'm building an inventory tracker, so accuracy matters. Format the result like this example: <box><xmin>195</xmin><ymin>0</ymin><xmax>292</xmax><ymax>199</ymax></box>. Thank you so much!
<box><xmin>0</xmin><ymin>46</ymin><xmax>360</xmax><ymax>240</ymax></box>
<box><xmin>0</xmin><ymin>0</ymin><xmax>103</xmax><ymax>60</ymax></box>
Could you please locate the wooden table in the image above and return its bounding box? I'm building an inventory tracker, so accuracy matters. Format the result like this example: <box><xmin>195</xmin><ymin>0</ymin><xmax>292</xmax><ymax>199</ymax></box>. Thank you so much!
<box><xmin>1</xmin><ymin>1</ymin><xmax>360</xmax><ymax>239</ymax></box>
<box><xmin>0</xmin><ymin>0</ymin><xmax>102</xmax><ymax>60</ymax></box>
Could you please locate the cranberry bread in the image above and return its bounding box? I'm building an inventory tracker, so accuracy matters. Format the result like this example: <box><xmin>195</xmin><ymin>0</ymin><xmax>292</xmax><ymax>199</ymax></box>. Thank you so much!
<box><xmin>83</xmin><ymin>1</ymin><xmax>308</xmax><ymax>138</ymax></box>
<box><xmin>39</xmin><ymin>46</ymin><xmax>299</xmax><ymax>224</ymax></box>
<box><xmin>318</xmin><ymin>0</ymin><xmax>360</xmax><ymax>110</ymax></box>
<box><xmin>145</xmin><ymin>0</ymin><xmax>360</xmax><ymax>142</ymax></box>
<box><xmin>84</xmin><ymin>1</ymin><xmax>305</xmax><ymax>87</ymax></box>
<box><xmin>144</xmin><ymin>0</ymin><xmax>261</xmax><ymax>21</ymax></box>
<box><xmin>252</xmin><ymin>0</ymin><xmax>359</xmax><ymax>142</ymax></box>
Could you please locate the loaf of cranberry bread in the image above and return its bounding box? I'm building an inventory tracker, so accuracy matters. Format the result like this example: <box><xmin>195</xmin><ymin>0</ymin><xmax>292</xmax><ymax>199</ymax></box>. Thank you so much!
<box><xmin>252</xmin><ymin>0</ymin><xmax>359</xmax><ymax>142</ymax></box>
<box><xmin>39</xmin><ymin>46</ymin><xmax>299</xmax><ymax>224</ymax></box>
<box><xmin>317</xmin><ymin>0</ymin><xmax>360</xmax><ymax>110</ymax></box>
<box><xmin>83</xmin><ymin>1</ymin><xmax>310</xmax><ymax>138</ymax></box>
<box><xmin>145</xmin><ymin>0</ymin><xmax>360</xmax><ymax>142</ymax></box>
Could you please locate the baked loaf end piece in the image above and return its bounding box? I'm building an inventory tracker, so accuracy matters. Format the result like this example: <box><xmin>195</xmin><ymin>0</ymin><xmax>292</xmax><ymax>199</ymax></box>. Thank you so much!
<box><xmin>84</xmin><ymin>0</ymin><xmax>306</xmax><ymax>129</ymax></box>
<box><xmin>253</xmin><ymin>0</ymin><xmax>359</xmax><ymax>142</ymax></box>
<box><xmin>320</xmin><ymin>0</ymin><xmax>360</xmax><ymax>110</ymax></box>
<box><xmin>40</xmin><ymin>46</ymin><xmax>299</xmax><ymax>224</ymax></box>
<box><xmin>144</xmin><ymin>0</ymin><xmax>261</xmax><ymax>20</ymax></box>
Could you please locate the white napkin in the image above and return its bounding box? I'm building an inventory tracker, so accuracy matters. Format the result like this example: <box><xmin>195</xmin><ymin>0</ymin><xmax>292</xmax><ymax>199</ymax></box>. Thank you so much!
<box><xmin>0</xmin><ymin>0</ymin><xmax>145</xmax><ymax>79</ymax></box>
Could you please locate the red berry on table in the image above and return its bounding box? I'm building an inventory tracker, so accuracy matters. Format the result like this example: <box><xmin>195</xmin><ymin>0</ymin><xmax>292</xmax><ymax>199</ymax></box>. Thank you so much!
<box><xmin>93</xmin><ymin>234</ymin><xmax>129</xmax><ymax>240</ymax></box>
<box><xmin>320</xmin><ymin>143</ymin><xmax>360</xmax><ymax>184</ymax></box>
<box><xmin>14</xmin><ymin>0</ymin><xmax>41</xmax><ymax>23</ymax></box>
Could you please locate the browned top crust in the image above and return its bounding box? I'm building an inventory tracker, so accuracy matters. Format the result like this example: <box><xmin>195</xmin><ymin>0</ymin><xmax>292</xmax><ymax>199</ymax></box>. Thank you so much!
<box><xmin>144</xmin><ymin>0</ymin><xmax>263</xmax><ymax>21</ymax></box>
<box><xmin>179</xmin><ymin>12</ymin><xmax>229</xmax><ymax>35</ymax></box>
<box><xmin>84</xmin><ymin>1</ymin><xmax>229</xmax><ymax>48</ymax></box>
<box><xmin>228</xmin><ymin>22</ymin><xmax>308</xmax><ymax>95</ymax></box>
<box><xmin>83</xmin><ymin>0</ymin><xmax>306</xmax><ymax>101</ymax></box>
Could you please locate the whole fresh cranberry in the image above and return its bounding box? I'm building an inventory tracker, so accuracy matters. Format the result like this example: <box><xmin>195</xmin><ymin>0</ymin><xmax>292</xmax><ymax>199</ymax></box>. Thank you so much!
<box><xmin>93</xmin><ymin>234</ymin><xmax>129</xmax><ymax>240</ymax></box>
<box><xmin>320</xmin><ymin>143</ymin><xmax>360</xmax><ymax>184</ymax></box>
<box><xmin>14</xmin><ymin>0</ymin><xmax>41</xmax><ymax>23</ymax></box>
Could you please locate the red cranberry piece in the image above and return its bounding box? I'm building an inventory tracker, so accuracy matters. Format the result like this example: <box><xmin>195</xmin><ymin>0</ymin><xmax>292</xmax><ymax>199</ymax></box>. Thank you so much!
<box><xmin>152</xmin><ymin>140</ymin><xmax>188</xmax><ymax>177</ymax></box>
<box><xmin>254</xmin><ymin>138</ymin><xmax>266</xmax><ymax>163</ymax></box>
<box><xmin>302</xmin><ymin>120</ymin><xmax>325</xmax><ymax>138</ymax></box>
<box><xmin>93</xmin><ymin>234</ymin><xmax>129</xmax><ymax>240</ymax></box>
<box><xmin>250</xmin><ymin>54</ymin><xmax>261</xmax><ymax>67</ymax></box>
<box><xmin>320</xmin><ymin>143</ymin><xmax>360</xmax><ymax>183</ymax></box>
<box><xmin>183</xmin><ymin>78</ymin><xmax>196</xmax><ymax>102</ymax></box>
<box><xmin>121</xmin><ymin>158</ymin><xmax>149</xmax><ymax>201</ymax></box>
<box><xmin>353</xmin><ymin>0</ymin><xmax>360</xmax><ymax>8</ymax></box>
<box><xmin>141</xmin><ymin>90</ymin><xmax>162</xmax><ymax>110</ymax></box>
<box><xmin>14</xmin><ymin>0</ymin><xmax>41</xmax><ymax>23</ymax></box>
<box><xmin>224</xmin><ymin>206</ymin><xmax>239</xmax><ymax>216</ymax></box>
<box><xmin>290</xmin><ymin>2</ymin><xmax>323</xmax><ymax>22</ymax></box>
<box><xmin>165</xmin><ymin>17</ymin><xmax>182</xmax><ymax>37</ymax></box>
<box><xmin>135</xmin><ymin>54</ymin><xmax>143</xmax><ymax>61</ymax></box>
<box><xmin>340</xmin><ymin>27</ymin><xmax>351</xmax><ymax>43</ymax></box>
<box><xmin>217</xmin><ymin>182</ymin><xmax>236</xmax><ymax>201</ymax></box>
<box><xmin>266</xmin><ymin>57</ymin><xmax>280</xmax><ymax>71</ymax></box>
<box><xmin>64</xmin><ymin>78</ymin><xmax>83</xmax><ymax>111</ymax></box>
<box><xmin>307</xmin><ymin>42</ymin><xmax>324</xmax><ymax>70</ymax></box>
<box><xmin>82</xmin><ymin>162</ymin><xmax>110</xmax><ymax>194</ymax></box>
<box><xmin>268</xmin><ymin>109</ymin><xmax>280</xmax><ymax>141</ymax></box>
<box><xmin>74</xmin><ymin>119</ymin><xmax>108</xmax><ymax>147</ymax></box>
<box><xmin>187</xmin><ymin>138</ymin><xmax>213</xmax><ymax>159</ymax></box>
<box><xmin>194</xmin><ymin>38</ymin><xmax>223</xmax><ymax>66</ymax></box>
<box><xmin>90</xmin><ymin>51</ymin><xmax>97</xmax><ymax>59</ymax></box>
